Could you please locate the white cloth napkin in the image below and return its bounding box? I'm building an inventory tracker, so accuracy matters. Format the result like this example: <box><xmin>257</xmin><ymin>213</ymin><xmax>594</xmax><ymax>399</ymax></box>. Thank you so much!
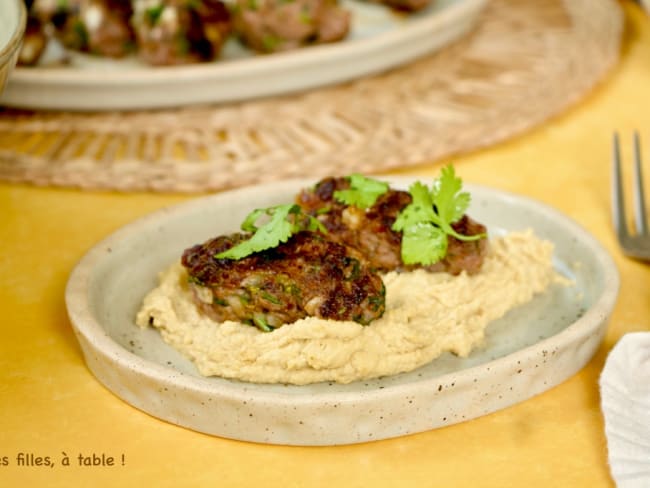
<box><xmin>600</xmin><ymin>332</ymin><xmax>650</xmax><ymax>488</ymax></box>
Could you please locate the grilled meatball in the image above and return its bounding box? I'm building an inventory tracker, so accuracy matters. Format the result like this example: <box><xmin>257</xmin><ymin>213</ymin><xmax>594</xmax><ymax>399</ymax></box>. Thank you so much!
<box><xmin>18</xmin><ymin>15</ymin><xmax>48</xmax><ymax>66</ymax></box>
<box><xmin>52</xmin><ymin>0</ymin><xmax>135</xmax><ymax>58</ymax></box>
<box><xmin>29</xmin><ymin>0</ymin><xmax>70</xmax><ymax>24</ymax></box>
<box><xmin>131</xmin><ymin>0</ymin><xmax>231</xmax><ymax>65</ymax></box>
<box><xmin>232</xmin><ymin>0</ymin><xmax>350</xmax><ymax>53</ymax></box>
<box><xmin>181</xmin><ymin>231</ymin><xmax>386</xmax><ymax>330</ymax></box>
<box><xmin>297</xmin><ymin>177</ymin><xmax>488</xmax><ymax>275</ymax></box>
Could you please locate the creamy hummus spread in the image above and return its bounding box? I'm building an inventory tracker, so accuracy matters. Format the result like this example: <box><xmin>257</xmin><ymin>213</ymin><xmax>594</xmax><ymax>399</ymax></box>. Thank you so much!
<box><xmin>136</xmin><ymin>230</ymin><xmax>557</xmax><ymax>385</ymax></box>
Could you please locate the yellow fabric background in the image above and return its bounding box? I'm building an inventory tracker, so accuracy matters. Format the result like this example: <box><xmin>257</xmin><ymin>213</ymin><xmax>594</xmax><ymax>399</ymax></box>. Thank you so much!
<box><xmin>1</xmin><ymin>2</ymin><xmax>649</xmax><ymax>486</ymax></box>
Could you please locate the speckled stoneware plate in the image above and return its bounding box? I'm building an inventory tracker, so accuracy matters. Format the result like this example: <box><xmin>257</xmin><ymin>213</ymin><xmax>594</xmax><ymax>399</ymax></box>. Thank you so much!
<box><xmin>2</xmin><ymin>0</ymin><xmax>487</xmax><ymax>110</ymax></box>
<box><xmin>65</xmin><ymin>177</ymin><xmax>619</xmax><ymax>445</ymax></box>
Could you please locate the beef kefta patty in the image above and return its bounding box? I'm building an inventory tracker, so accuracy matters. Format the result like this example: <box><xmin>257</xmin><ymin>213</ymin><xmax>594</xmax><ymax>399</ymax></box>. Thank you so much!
<box><xmin>297</xmin><ymin>177</ymin><xmax>488</xmax><ymax>275</ymax></box>
<box><xmin>181</xmin><ymin>231</ymin><xmax>386</xmax><ymax>330</ymax></box>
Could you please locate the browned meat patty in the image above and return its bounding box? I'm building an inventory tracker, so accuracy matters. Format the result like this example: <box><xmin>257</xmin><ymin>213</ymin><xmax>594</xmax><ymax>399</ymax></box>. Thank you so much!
<box><xmin>18</xmin><ymin>15</ymin><xmax>48</xmax><ymax>66</ymax></box>
<box><xmin>296</xmin><ymin>177</ymin><xmax>488</xmax><ymax>275</ymax></box>
<box><xmin>181</xmin><ymin>231</ymin><xmax>386</xmax><ymax>330</ymax></box>
<box><xmin>29</xmin><ymin>0</ymin><xmax>73</xmax><ymax>25</ymax></box>
<box><xmin>231</xmin><ymin>0</ymin><xmax>350</xmax><ymax>53</ymax></box>
<box><xmin>54</xmin><ymin>0</ymin><xmax>135</xmax><ymax>58</ymax></box>
<box><xmin>131</xmin><ymin>0</ymin><xmax>231</xmax><ymax>65</ymax></box>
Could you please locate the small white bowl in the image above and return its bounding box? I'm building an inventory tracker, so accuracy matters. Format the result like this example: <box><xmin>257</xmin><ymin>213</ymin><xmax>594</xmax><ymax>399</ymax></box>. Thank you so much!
<box><xmin>0</xmin><ymin>0</ymin><xmax>26</xmax><ymax>95</ymax></box>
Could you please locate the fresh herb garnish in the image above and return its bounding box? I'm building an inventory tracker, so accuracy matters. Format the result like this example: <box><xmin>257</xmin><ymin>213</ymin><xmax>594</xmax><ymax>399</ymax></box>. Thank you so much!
<box><xmin>252</xmin><ymin>314</ymin><xmax>272</xmax><ymax>332</ymax></box>
<box><xmin>145</xmin><ymin>5</ymin><xmax>165</xmax><ymax>25</ymax></box>
<box><xmin>72</xmin><ymin>20</ymin><xmax>89</xmax><ymax>49</ymax></box>
<box><xmin>333</xmin><ymin>174</ymin><xmax>389</xmax><ymax>209</ymax></box>
<box><xmin>261</xmin><ymin>34</ymin><xmax>281</xmax><ymax>52</ymax></box>
<box><xmin>392</xmin><ymin>165</ymin><xmax>485</xmax><ymax>266</ymax></box>
<box><xmin>216</xmin><ymin>204</ymin><xmax>326</xmax><ymax>260</ymax></box>
<box><xmin>298</xmin><ymin>7</ymin><xmax>312</xmax><ymax>24</ymax></box>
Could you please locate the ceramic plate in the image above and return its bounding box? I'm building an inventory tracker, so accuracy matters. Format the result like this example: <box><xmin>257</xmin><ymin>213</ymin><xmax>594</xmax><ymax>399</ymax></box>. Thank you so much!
<box><xmin>1</xmin><ymin>0</ymin><xmax>487</xmax><ymax>111</ymax></box>
<box><xmin>65</xmin><ymin>177</ymin><xmax>619</xmax><ymax>445</ymax></box>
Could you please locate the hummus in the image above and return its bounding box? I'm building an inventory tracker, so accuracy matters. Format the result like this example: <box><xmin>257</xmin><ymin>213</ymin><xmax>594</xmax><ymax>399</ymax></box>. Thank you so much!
<box><xmin>136</xmin><ymin>230</ymin><xmax>557</xmax><ymax>385</ymax></box>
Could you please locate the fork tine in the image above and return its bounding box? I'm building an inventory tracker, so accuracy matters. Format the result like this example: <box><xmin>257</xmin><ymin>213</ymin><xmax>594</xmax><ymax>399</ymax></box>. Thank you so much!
<box><xmin>633</xmin><ymin>131</ymin><xmax>648</xmax><ymax>235</ymax></box>
<box><xmin>612</xmin><ymin>132</ymin><xmax>629</xmax><ymax>239</ymax></box>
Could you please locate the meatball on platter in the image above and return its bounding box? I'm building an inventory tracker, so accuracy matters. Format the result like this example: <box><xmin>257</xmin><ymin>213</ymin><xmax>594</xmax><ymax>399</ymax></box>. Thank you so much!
<box><xmin>2</xmin><ymin>0</ymin><xmax>488</xmax><ymax>110</ymax></box>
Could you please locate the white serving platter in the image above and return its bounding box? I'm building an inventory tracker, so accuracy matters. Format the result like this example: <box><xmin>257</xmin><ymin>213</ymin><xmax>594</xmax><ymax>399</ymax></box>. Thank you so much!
<box><xmin>1</xmin><ymin>0</ymin><xmax>488</xmax><ymax>111</ymax></box>
<box><xmin>65</xmin><ymin>177</ymin><xmax>619</xmax><ymax>445</ymax></box>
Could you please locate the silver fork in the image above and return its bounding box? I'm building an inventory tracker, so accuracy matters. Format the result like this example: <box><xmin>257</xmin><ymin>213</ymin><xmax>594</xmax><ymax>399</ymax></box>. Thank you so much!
<box><xmin>612</xmin><ymin>132</ymin><xmax>650</xmax><ymax>260</ymax></box>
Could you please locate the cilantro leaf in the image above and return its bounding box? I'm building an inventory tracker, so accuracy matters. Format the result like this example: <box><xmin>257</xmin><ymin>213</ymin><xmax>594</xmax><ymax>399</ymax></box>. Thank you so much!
<box><xmin>392</xmin><ymin>181</ymin><xmax>435</xmax><ymax>232</ymax></box>
<box><xmin>333</xmin><ymin>174</ymin><xmax>389</xmax><ymax>209</ymax></box>
<box><xmin>431</xmin><ymin>165</ymin><xmax>471</xmax><ymax>224</ymax></box>
<box><xmin>240</xmin><ymin>207</ymin><xmax>270</xmax><ymax>232</ymax></box>
<box><xmin>400</xmin><ymin>223</ymin><xmax>448</xmax><ymax>265</ymax></box>
<box><xmin>392</xmin><ymin>164</ymin><xmax>486</xmax><ymax>266</ymax></box>
<box><xmin>216</xmin><ymin>204</ymin><xmax>325</xmax><ymax>260</ymax></box>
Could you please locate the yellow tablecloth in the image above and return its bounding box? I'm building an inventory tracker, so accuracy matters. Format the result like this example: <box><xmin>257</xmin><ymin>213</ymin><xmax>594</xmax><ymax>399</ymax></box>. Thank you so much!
<box><xmin>2</xmin><ymin>3</ymin><xmax>649</xmax><ymax>487</ymax></box>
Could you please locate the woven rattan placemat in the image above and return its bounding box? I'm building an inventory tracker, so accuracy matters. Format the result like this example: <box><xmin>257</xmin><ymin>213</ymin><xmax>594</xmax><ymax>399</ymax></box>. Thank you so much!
<box><xmin>0</xmin><ymin>0</ymin><xmax>623</xmax><ymax>193</ymax></box>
